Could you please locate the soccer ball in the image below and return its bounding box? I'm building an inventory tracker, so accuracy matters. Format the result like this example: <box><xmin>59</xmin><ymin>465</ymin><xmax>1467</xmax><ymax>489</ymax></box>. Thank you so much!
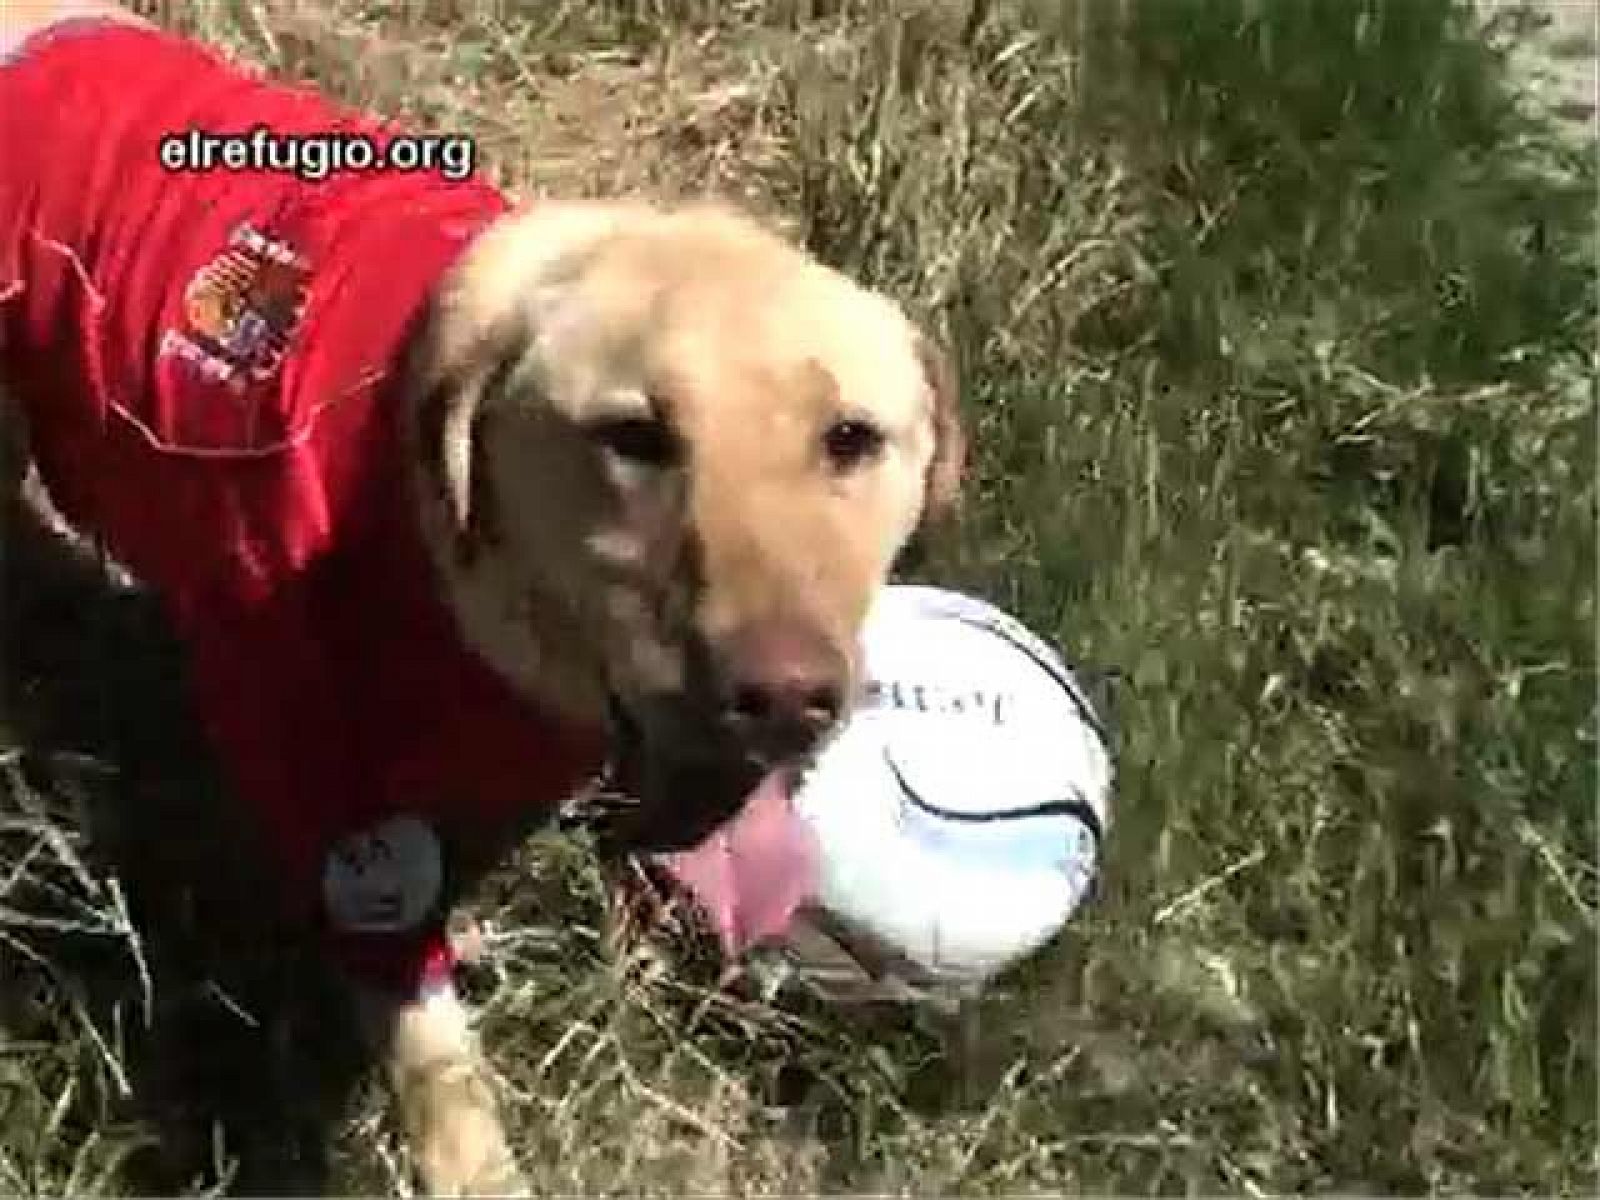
<box><xmin>769</xmin><ymin>584</ymin><xmax>1114</xmax><ymax>1002</ymax></box>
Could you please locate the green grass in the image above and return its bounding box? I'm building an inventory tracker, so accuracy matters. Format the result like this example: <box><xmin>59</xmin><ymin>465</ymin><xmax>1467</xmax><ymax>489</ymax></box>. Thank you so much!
<box><xmin>3</xmin><ymin>0</ymin><xmax>1595</xmax><ymax>1194</ymax></box>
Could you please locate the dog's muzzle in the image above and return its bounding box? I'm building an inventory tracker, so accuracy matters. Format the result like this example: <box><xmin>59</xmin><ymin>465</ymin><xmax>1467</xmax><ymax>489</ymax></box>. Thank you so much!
<box><xmin>559</xmin><ymin>691</ymin><xmax>824</xmax><ymax>958</ymax></box>
<box><xmin>561</xmin><ymin>694</ymin><xmax>765</xmax><ymax>856</ymax></box>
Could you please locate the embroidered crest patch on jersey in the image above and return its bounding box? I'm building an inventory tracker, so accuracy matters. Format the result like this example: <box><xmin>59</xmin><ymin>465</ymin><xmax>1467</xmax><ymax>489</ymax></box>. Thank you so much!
<box><xmin>160</xmin><ymin>223</ymin><xmax>310</xmax><ymax>394</ymax></box>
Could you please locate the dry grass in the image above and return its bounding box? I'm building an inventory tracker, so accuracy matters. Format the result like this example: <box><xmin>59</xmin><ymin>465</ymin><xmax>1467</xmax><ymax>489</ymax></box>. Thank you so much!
<box><xmin>3</xmin><ymin>0</ymin><xmax>1595</xmax><ymax>1195</ymax></box>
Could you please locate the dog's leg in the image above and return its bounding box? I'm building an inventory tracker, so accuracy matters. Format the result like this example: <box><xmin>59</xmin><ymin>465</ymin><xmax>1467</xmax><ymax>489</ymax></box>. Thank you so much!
<box><xmin>357</xmin><ymin>982</ymin><xmax>529</xmax><ymax>1198</ymax></box>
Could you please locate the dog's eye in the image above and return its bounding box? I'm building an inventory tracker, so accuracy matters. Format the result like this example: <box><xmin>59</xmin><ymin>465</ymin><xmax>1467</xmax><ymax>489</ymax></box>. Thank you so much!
<box><xmin>822</xmin><ymin>418</ymin><xmax>886</xmax><ymax>472</ymax></box>
<box><xmin>586</xmin><ymin>415</ymin><xmax>681</xmax><ymax>468</ymax></box>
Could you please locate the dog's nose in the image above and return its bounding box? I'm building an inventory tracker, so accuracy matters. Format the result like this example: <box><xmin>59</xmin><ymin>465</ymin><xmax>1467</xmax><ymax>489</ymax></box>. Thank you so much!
<box><xmin>722</xmin><ymin>623</ymin><xmax>848</xmax><ymax>761</ymax></box>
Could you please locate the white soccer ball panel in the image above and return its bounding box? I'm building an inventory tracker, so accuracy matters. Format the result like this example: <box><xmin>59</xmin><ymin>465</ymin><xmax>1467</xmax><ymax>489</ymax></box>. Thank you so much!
<box><xmin>791</xmin><ymin>584</ymin><xmax>1113</xmax><ymax>988</ymax></box>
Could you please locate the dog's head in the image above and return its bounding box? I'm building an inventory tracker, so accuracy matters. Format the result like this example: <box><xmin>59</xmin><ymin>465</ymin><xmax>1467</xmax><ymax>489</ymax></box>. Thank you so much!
<box><xmin>408</xmin><ymin>201</ymin><xmax>963</xmax><ymax>933</ymax></box>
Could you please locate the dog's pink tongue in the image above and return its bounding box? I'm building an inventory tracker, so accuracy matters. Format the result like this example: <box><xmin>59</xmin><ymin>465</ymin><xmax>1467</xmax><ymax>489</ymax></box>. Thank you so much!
<box><xmin>653</xmin><ymin>771</ymin><xmax>818</xmax><ymax>958</ymax></box>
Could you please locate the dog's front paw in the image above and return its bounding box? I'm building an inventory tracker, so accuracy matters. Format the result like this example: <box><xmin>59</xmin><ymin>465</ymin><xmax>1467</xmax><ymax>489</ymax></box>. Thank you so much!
<box><xmin>396</xmin><ymin>1055</ymin><xmax>528</xmax><ymax>1197</ymax></box>
<box><xmin>382</xmin><ymin>989</ymin><xmax>528</xmax><ymax>1197</ymax></box>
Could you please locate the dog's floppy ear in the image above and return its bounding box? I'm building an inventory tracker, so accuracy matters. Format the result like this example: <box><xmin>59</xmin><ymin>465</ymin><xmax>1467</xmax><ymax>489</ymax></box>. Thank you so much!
<box><xmin>413</xmin><ymin>326</ymin><xmax>519</xmax><ymax>566</ymax></box>
<box><xmin>914</xmin><ymin>334</ymin><xmax>966</xmax><ymax>520</ymax></box>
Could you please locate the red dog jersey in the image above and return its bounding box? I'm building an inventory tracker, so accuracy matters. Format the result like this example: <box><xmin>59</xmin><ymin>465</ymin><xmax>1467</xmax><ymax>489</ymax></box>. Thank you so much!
<box><xmin>1</xmin><ymin>21</ymin><xmax>605</xmax><ymax>993</ymax></box>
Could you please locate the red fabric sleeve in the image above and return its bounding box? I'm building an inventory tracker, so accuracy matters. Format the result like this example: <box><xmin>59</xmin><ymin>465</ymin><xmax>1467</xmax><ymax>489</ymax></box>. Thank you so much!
<box><xmin>177</xmin><ymin>563</ymin><xmax>457</xmax><ymax>996</ymax></box>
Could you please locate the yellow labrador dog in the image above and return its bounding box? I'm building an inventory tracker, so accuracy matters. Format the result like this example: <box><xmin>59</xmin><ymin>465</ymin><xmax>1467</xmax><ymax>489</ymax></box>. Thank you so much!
<box><xmin>0</xmin><ymin>2</ymin><xmax>962</xmax><ymax>1193</ymax></box>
